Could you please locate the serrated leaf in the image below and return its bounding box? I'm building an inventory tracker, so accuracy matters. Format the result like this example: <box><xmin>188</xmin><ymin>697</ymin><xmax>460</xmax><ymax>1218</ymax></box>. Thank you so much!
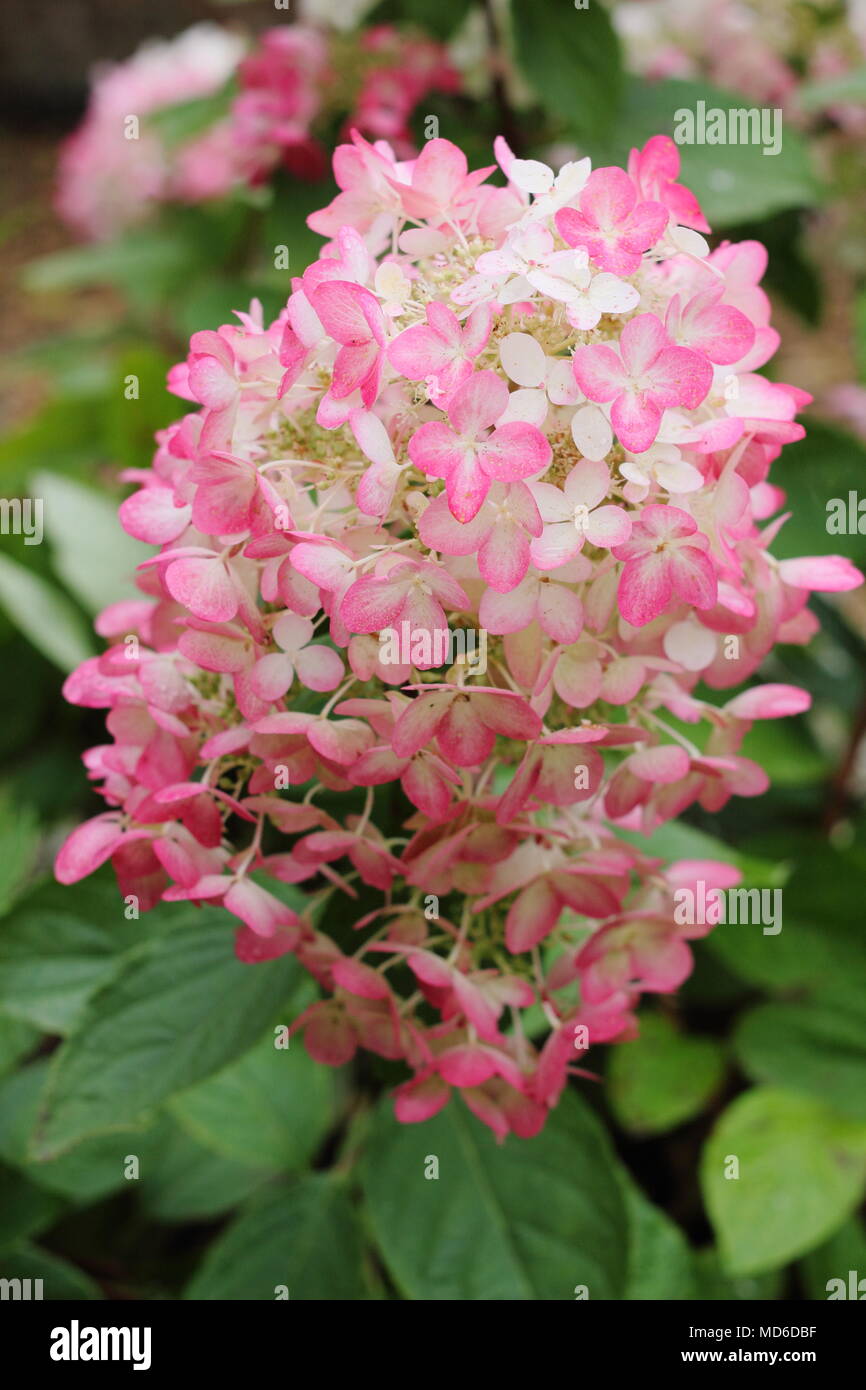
<box><xmin>170</xmin><ymin>1028</ymin><xmax>337</xmax><ymax>1171</ymax></box>
<box><xmin>361</xmin><ymin>1090</ymin><xmax>628</xmax><ymax>1300</ymax></box>
<box><xmin>31</xmin><ymin>921</ymin><xmax>301</xmax><ymax>1159</ymax></box>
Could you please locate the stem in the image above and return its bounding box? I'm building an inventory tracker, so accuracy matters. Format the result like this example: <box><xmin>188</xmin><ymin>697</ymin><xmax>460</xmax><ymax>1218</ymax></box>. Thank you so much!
<box><xmin>483</xmin><ymin>0</ymin><xmax>522</xmax><ymax>154</ymax></box>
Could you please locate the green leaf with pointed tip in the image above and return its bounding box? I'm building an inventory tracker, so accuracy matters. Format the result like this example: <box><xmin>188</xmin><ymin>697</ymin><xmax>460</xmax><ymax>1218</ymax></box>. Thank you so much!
<box><xmin>31</xmin><ymin>921</ymin><xmax>301</xmax><ymax>1159</ymax></box>
<box><xmin>361</xmin><ymin>1090</ymin><xmax>628</xmax><ymax>1300</ymax></box>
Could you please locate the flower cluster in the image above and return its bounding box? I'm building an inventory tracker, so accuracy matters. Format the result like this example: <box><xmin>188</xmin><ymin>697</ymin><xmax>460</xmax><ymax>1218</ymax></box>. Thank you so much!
<box><xmin>56</xmin><ymin>22</ymin><xmax>459</xmax><ymax>240</ymax></box>
<box><xmin>57</xmin><ymin>130</ymin><xmax>861</xmax><ymax>1139</ymax></box>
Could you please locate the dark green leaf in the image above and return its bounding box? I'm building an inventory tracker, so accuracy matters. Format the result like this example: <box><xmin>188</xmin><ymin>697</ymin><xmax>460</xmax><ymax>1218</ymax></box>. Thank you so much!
<box><xmin>184</xmin><ymin>1177</ymin><xmax>369</xmax><ymax>1300</ymax></box>
<box><xmin>511</xmin><ymin>0</ymin><xmax>624</xmax><ymax>144</ymax></box>
<box><xmin>362</xmin><ymin>1090</ymin><xmax>628</xmax><ymax>1299</ymax></box>
<box><xmin>31</xmin><ymin>920</ymin><xmax>301</xmax><ymax>1158</ymax></box>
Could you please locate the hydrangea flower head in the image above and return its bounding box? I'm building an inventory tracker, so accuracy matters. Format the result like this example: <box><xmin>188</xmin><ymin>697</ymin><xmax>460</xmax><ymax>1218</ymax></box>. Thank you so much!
<box><xmin>57</xmin><ymin>130</ymin><xmax>862</xmax><ymax>1141</ymax></box>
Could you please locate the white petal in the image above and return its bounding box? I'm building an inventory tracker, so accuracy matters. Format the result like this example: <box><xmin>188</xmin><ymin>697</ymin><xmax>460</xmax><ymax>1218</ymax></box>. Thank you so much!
<box><xmin>571</xmin><ymin>405</ymin><xmax>613</xmax><ymax>461</ymax></box>
<box><xmin>565</xmin><ymin>296</ymin><xmax>602</xmax><ymax>332</ymax></box>
<box><xmin>670</xmin><ymin>225</ymin><xmax>710</xmax><ymax>258</ymax></box>
<box><xmin>588</xmin><ymin>273</ymin><xmax>641</xmax><ymax>315</ymax></box>
<box><xmin>509</xmin><ymin>158</ymin><xmax>555</xmax><ymax>196</ymax></box>
<box><xmin>500</xmin><ymin>332</ymin><xmax>547</xmax><ymax>388</ymax></box>
<box><xmin>656</xmin><ymin>457</ymin><xmax>704</xmax><ymax>493</ymax></box>
<box><xmin>498</xmin><ymin>388</ymin><xmax>549</xmax><ymax>429</ymax></box>
<box><xmin>552</xmin><ymin>158</ymin><xmax>592</xmax><ymax>199</ymax></box>
<box><xmin>546</xmin><ymin>359</ymin><xmax>581</xmax><ymax>405</ymax></box>
<box><xmin>398</xmin><ymin>227</ymin><xmax>447</xmax><ymax>256</ymax></box>
<box><xmin>663</xmin><ymin>620</ymin><xmax>717</xmax><ymax>670</ymax></box>
<box><xmin>498</xmin><ymin>275</ymin><xmax>535</xmax><ymax>305</ymax></box>
<box><xmin>273</xmin><ymin>611</ymin><xmax>314</xmax><ymax>655</ymax></box>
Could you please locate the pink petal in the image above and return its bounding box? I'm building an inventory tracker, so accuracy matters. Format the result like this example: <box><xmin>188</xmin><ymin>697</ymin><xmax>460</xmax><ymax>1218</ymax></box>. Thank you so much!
<box><xmin>725</xmin><ymin>684</ymin><xmax>811</xmax><ymax>720</ymax></box>
<box><xmin>223</xmin><ymin>879</ymin><xmax>301</xmax><ymax>938</ymax></box>
<box><xmin>778</xmin><ymin>555</ymin><xmax>864</xmax><ymax>592</ymax></box>
<box><xmin>572</xmin><ymin>343</ymin><xmax>625</xmax><ymax>401</ymax></box>
<box><xmin>611</xmin><ymin>391</ymin><xmax>663</xmax><ymax>454</ymax></box>
<box><xmin>166</xmin><ymin>556</ymin><xmax>238</xmax><ymax>623</ymax></box>
<box><xmin>120</xmin><ymin>487</ymin><xmax>191</xmax><ymax>545</ymax></box>
<box><xmin>478</xmin><ymin>422</ymin><xmax>552</xmax><ymax>481</ymax></box>
<box><xmin>617</xmin><ymin>551</ymin><xmax>672</xmax><ymax>626</ymax></box>
<box><xmin>391</xmin><ymin>690</ymin><xmax>453</xmax><ymax>758</ymax></box>
<box><xmin>478</xmin><ymin>519</ymin><xmax>531</xmax><ymax>592</ymax></box>
<box><xmin>448</xmin><ymin>369</ymin><xmax>509</xmax><ymax>436</ymax></box>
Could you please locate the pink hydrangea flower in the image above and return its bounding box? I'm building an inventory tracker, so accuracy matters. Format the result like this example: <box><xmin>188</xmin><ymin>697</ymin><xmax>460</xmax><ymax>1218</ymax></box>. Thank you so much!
<box><xmin>572</xmin><ymin>313</ymin><xmax>713</xmax><ymax>453</ymax></box>
<box><xmin>55</xmin><ymin>131</ymin><xmax>862</xmax><ymax>1142</ymax></box>
<box><xmin>554</xmin><ymin>166</ymin><xmax>669</xmax><ymax>275</ymax></box>
<box><xmin>408</xmin><ymin>369</ymin><xmax>551</xmax><ymax>523</ymax></box>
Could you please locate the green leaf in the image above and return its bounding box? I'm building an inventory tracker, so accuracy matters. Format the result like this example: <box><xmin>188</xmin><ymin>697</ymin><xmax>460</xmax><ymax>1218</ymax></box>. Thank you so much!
<box><xmin>0</xmin><ymin>554</ymin><xmax>93</xmax><ymax>672</ymax></box>
<box><xmin>608</xmin><ymin>1012</ymin><xmax>726</xmax><ymax>1136</ymax></box>
<box><xmin>0</xmin><ymin>1061</ymin><xmax>157</xmax><ymax>1202</ymax></box>
<box><xmin>146</xmin><ymin>80</ymin><xmax>236</xmax><ymax>149</ymax></box>
<box><xmin>707</xmin><ymin>841</ymin><xmax>866</xmax><ymax>996</ymax></box>
<box><xmin>0</xmin><ymin>789</ymin><xmax>40</xmax><ymax>918</ymax></box>
<box><xmin>511</xmin><ymin>0</ymin><xmax>624</xmax><ymax>144</ymax></box>
<box><xmin>170</xmin><ymin>1029</ymin><xmax>336</xmax><ymax>1171</ymax></box>
<box><xmin>733</xmin><ymin>996</ymin><xmax>866</xmax><ymax>1121</ymax></box>
<box><xmin>101</xmin><ymin>345</ymin><xmax>179</xmax><ymax>471</ymax></box>
<box><xmin>0</xmin><ymin>875</ymin><xmax>163</xmax><ymax>1034</ymax></box>
<box><xmin>763</xmin><ymin>422</ymin><xmax>866</xmax><ymax>571</ymax></box>
<box><xmin>0</xmin><ymin>1016</ymin><xmax>38</xmax><ymax>1077</ymax></box>
<box><xmin>139</xmin><ymin>1124</ymin><xmax>273</xmax><ymax>1224</ymax></box>
<box><xmin>32</xmin><ymin>471</ymin><xmax>150</xmax><ymax>617</ymax></box>
<box><xmin>798</xmin><ymin>1217</ymin><xmax>866</xmax><ymax>1300</ymax></box>
<box><xmin>0</xmin><ymin>1242</ymin><xmax>103</xmax><ymax>1299</ymax></box>
<box><xmin>701</xmin><ymin>1088</ymin><xmax>866</xmax><ymax>1276</ymax></box>
<box><xmin>362</xmin><ymin>1090</ymin><xmax>628</xmax><ymax>1299</ymax></box>
<box><xmin>184</xmin><ymin>1177</ymin><xmax>369</xmax><ymax>1300</ymax></box>
<box><xmin>366</xmin><ymin>0</ymin><xmax>473</xmax><ymax>40</ymax></box>
<box><xmin>620</xmin><ymin>1182</ymin><xmax>698</xmax><ymax>1300</ymax></box>
<box><xmin>23</xmin><ymin>232</ymin><xmax>196</xmax><ymax>299</ymax></box>
<box><xmin>0</xmin><ymin>1164</ymin><xmax>63</xmax><ymax>1251</ymax></box>
<box><xmin>692</xmin><ymin>1248</ymin><xmax>783</xmax><ymax>1300</ymax></box>
<box><xmin>31</xmin><ymin>920</ymin><xmax>301</xmax><ymax>1159</ymax></box>
<box><xmin>592</xmin><ymin>79</ymin><xmax>819</xmax><ymax>225</ymax></box>
<box><xmin>799</xmin><ymin>69</ymin><xmax>866</xmax><ymax>111</ymax></box>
